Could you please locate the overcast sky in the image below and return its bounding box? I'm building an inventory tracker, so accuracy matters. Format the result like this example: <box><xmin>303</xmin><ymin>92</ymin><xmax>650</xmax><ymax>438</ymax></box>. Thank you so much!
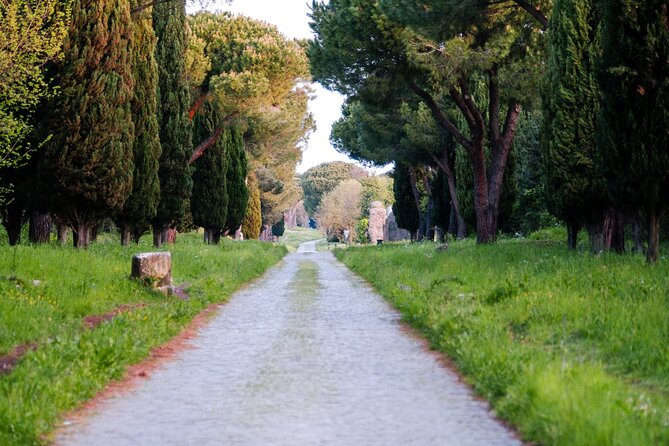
<box><xmin>190</xmin><ymin>0</ymin><xmax>390</xmax><ymax>174</ymax></box>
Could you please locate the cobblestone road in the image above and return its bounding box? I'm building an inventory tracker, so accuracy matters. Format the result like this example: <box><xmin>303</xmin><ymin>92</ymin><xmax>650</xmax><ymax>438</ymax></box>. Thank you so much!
<box><xmin>57</xmin><ymin>241</ymin><xmax>521</xmax><ymax>446</ymax></box>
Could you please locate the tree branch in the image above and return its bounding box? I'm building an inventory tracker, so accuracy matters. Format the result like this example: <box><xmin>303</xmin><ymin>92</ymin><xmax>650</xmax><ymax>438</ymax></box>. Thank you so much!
<box><xmin>189</xmin><ymin>112</ymin><xmax>240</xmax><ymax>164</ymax></box>
<box><xmin>189</xmin><ymin>126</ymin><xmax>224</xmax><ymax>165</ymax></box>
<box><xmin>131</xmin><ymin>0</ymin><xmax>176</xmax><ymax>15</ymax></box>
<box><xmin>488</xmin><ymin>66</ymin><xmax>501</xmax><ymax>150</ymax></box>
<box><xmin>404</xmin><ymin>77</ymin><xmax>473</xmax><ymax>151</ymax></box>
<box><xmin>512</xmin><ymin>0</ymin><xmax>549</xmax><ymax>28</ymax></box>
<box><xmin>189</xmin><ymin>93</ymin><xmax>209</xmax><ymax>120</ymax></box>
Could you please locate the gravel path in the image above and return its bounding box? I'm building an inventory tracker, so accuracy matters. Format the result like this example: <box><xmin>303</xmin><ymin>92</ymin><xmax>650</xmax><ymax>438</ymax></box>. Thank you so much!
<box><xmin>57</xmin><ymin>241</ymin><xmax>521</xmax><ymax>446</ymax></box>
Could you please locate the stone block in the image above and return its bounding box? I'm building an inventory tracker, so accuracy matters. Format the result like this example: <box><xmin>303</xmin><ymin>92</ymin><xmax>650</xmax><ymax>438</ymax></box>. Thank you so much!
<box><xmin>131</xmin><ymin>252</ymin><xmax>172</xmax><ymax>287</ymax></box>
<box><xmin>384</xmin><ymin>208</ymin><xmax>412</xmax><ymax>242</ymax></box>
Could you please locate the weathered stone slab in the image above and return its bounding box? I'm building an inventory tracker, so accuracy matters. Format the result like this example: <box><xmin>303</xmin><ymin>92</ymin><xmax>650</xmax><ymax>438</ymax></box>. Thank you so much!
<box><xmin>368</xmin><ymin>201</ymin><xmax>386</xmax><ymax>244</ymax></box>
<box><xmin>384</xmin><ymin>207</ymin><xmax>411</xmax><ymax>242</ymax></box>
<box><xmin>131</xmin><ymin>252</ymin><xmax>172</xmax><ymax>287</ymax></box>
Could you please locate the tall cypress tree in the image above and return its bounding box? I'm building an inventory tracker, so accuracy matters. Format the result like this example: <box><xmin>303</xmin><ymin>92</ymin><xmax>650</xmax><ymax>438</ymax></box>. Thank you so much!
<box><xmin>392</xmin><ymin>162</ymin><xmax>420</xmax><ymax>238</ymax></box>
<box><xmin>598</xmin><ymin>0</ymin><xmax>669</xmax><ymax>263</ymax></box>
<box><xmin>151</xmin><ymin>0</ymin><xmax>193</xmax><ymax>247</ymax></box>
<box><xmin>224</xmin><ymin>127</ymin><xmax>249</xmax><ymax>234</ymax></box>
<box><xmin>242</xmin><ymin>173</ymin><xmax>262</xmax><ymax>240</ymax></box>
<box><xmin>191</xmin><ymin>103</ymin><xmax>228</xmax><ymax>244</ymax></box>
<box><xmin>117</xmin><ymin>2</ymin><xmax>162</xmax><ymax>246</ymax></box>
<box><xmin>41</xmin><ymin>0</ymin><xmax>135</xmax><ymax>248</ymax></box>
<box><xmin>541</xmin><ymin>0</ymin><xmax>607</xmax><ymax>251</ymax></box>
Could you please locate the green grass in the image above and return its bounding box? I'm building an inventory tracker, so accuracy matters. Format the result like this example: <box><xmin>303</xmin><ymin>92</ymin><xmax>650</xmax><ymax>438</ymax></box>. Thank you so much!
<box><xmin>335</xmin><ymin>237</ymin><xmax>669</xmax><ymax>446</ymax></box>
<box><xmin>0</xmin><ymin>233</ymin><xmax>286</xmax><ymax>445</ymax></box>
<box><xmin>278</xmin><ymin>227</ymin><xmax>324</xmax><ymax>252</ymax></box>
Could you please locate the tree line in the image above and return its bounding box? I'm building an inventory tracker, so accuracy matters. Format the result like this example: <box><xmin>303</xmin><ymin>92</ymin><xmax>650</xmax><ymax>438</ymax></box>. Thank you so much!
<box><xmin>308</xmin><ymin>0</ymin><xmax>668</xmax><ymax>262</ymax></box>
<box><xmin>0</xmin><ymin>0</ymin><xmax>313</xmax><ymax>248</ymax></box>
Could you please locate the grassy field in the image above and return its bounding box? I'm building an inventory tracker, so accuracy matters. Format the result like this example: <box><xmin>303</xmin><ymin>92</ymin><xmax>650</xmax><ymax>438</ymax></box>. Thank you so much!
<box><xmin>278</xmin><ymin>227</ymin><xmax>324</xmax><ymax>252</ymax></box>
<box><xmin>0</xmin><ymin>233</ymin><xmax>286</xmax><ymax>445</ymax></box>
<box><xmin>335</xmin><ymin>236</ymin><xmax>669</xmax><ymax>446</ymax></box>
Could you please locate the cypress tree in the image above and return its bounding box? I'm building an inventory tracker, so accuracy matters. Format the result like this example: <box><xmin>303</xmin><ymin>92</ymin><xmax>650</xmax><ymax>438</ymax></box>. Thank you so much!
<box><xmin>598</xmin><ymin>0</ymin><xmax>669</xmax><ymax>263</ymax></box>
<box><xmin>151</xmin><ymin>0</ymin><xmax>193</xmax><ymax>247</ymax></box>
<box><xmin>191</xmin><ymin>103</ymin><xmax>228</xmax><ymax>244</ymax></box>
<box><xmin>392</xmin><ymin>162</ymin><xmax>420</xmax><ymax>238</ymax></box>
<box><xmin>41</xmin><ymin>0</ymin><xmax>135</xmax><ymax>248</ymax></box>
<box><xmin>224</xmin><ymin>127</ymin><xmax>249</xmax><ymax>234</ymax></box>
<box><xmin>242</xmin><ymin>174</ymin><xmax>262</xmax><ymax>240</ymax></box>
<box><xmin>117</xmin><ymin>2</ymin><xmax>162</xmax><ymax>246</ymax></box>
<box><xmin>541</xmin><ymin>0</ymin><xmax>606</xmax><ymax>251</ymax></box>
<box><xmin>271</xmin><ymin>216</ymin><xmax>285</xmax><ymax>238</ymax></box>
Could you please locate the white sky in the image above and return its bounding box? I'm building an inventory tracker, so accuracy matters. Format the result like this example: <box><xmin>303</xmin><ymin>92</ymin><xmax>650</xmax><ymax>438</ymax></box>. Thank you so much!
<box><xmin>190</xmin><ymin>0</ymin><xmax>391</xmax><ymax>174</ymax></box>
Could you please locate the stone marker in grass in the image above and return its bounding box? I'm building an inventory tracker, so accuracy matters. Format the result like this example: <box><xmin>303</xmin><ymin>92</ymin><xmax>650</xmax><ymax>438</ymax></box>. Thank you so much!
<box><xmin>131</xmin><ymin>252</ymin><xmax>172</xmax><ymax>287</ymax></box>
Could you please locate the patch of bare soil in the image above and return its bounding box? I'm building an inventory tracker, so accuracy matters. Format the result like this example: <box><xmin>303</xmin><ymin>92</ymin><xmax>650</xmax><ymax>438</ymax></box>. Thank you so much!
<box><xmin>0</xmin><ymin>343</ymin><xmax>38</xmax><ymax>375</ymax></box>
<box><xmin>82</xmin><ymin>304</ymin><xmax>147</xmax><ymax>330</ymax></box>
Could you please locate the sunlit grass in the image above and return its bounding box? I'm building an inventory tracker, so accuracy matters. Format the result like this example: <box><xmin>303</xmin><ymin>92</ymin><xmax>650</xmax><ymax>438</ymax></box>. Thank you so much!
<box><xmin>0</xmin><ymin>233</ymin><xmax>286</xmax><ymax>445</ymax></box>
<box><xmin>336</xmin><ymin>237</ymin><xmax>669</xmax><ymax>446</ymax></box>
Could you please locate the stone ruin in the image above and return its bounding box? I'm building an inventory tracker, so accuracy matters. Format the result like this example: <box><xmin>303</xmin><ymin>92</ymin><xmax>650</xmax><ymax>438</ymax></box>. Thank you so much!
<box><xmin>131</xmin><ymin>252</ymin><xmax>172</xmax><ymax>288</ymax></box>
<box><xmin>383</xmin><ymin>206</ymin><xmax>411</xmax><ymax>242</ymax></box>
<box><xmin>368</xmin><ymin>201</ymin><xmax>386</xmax><ymax>244</ymax></box>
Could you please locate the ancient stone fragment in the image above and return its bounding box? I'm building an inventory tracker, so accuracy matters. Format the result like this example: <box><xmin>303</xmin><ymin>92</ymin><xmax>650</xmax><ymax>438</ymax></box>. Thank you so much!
<box><xmin>131</xmin><ymin>252</ymin><xmax>172</xmax><ymax>287</ymax></box>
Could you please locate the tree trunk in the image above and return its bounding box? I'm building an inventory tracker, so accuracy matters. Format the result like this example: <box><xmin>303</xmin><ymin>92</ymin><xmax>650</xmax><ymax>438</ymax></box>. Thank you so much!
<box><xmin>587</xmin><ymin>221</ymin><xmax>605</xmax><ymax>255</ymax></box>
<box><xmin>632</xmin><ymin>215</ymin><xmax>646</xmax><ymax>255</ymax></box>
<box><xmin>132</xmin><ymin>228</ymin><xmax>144</xmax><ymax>244</ymax></box>
<box><xmin>212</xmin><ymin>230</ymin><xmax>221</xmax><ymax>245</ymax></box>
<box><xmin>431</xmin><ymin>148</ymin><xmax>467</xmax><ymax>239</ymax></box>
<box><xmin>120</xmin><ymin>225</ymin><xmax>131</xmax><ymax>246</ymax></box>
<box><xmin>567</xmin><ymin>219</ymin><xmax>580</xmax><ymax>250</ymax></box>
<box><xmin>57</xmin><ymin>225</ymin><xmax>68</xmax><ymax>245</ymax></box>
<box><xmin>448</xmin><ymin>203</ymin><xmax>458</xmax><ymax>237</ymax></box>
<box><xmin>29</xmin><ymin>211</ymin><xmax>51</xmax><ymax>244</ymax></box>
<box><xmin>3</xmin><ymin>200</ymin><xmax>24</xmax><ymax>246</ymax></box>
<box><xmin>425</xmin><ymin>197</ymin><xmax>434</xmax><ymax>241</ymax></box>
<box><xmin>74</xmin><ymin>223</ymin><xmax>91</xmax><ymax>249</ymax></box>
<box><xmin>152</xmin><ymin>224</ymin><xmax>163</xmax><ymax>248</ymax></box>
<box><xmin>646</xmin><ymin>211</ymin><xmax>660</xmax><ymax>263</ymax></box>
<box><xmin>407</xmin><ymin>165</ymin><xmax>424</xmax><ymax>241</ymax></box>
<box><xmin>604</xmin><ymin>209</ymin><xmax>625</xmax><ymax>254</ymax></box>
<box><xmin>472</xmin><ymin>156</ymin><xmax>494</xmax><ymax>243</ymax></box>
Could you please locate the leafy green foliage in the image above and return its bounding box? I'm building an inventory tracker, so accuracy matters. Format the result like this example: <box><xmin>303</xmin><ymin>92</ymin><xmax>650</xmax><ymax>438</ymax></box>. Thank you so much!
<box><xmin>191</xmin><ymin>103</ymin><xmax>228</xmax><ymax>233</ymax></box>
<box><xmin>152</xmin><ymin>0</ymin><xmax>193</xmax><ymax>234</ymax></box>
<box><xmin>41</xmin><ymin>0</ymin><xmax>135</xmax><ymax>244</ymax></box>
<box><xmin>541</xmin><ymin>0</ymin><xmax>606</xmax><ymax>228</ymax></box>
<box><xmin>271</xmin><ymin>216</ymin><xmax>285</xmax><ymax>238</ymax></box>
<box><xmin>337</xmin><ymin>240</ymin><xmax>669</xmax><ymax>445</ymax></box>
<box><xmin>301</xmin><ymin>161</ymin><xmax>367</xmax><ymax>216</ymax></box>
<box><xmin>315</xmin><ymin>179</ymin><xmax>364</xmax><ymax>241</ymax></box>
<box><xmin>116</xmin><ymin>4</ymin><xmax>162</xmax><ymax>241</ymax></box>
<box><xmin>242</xmin><ymin>174</ymin><xmax>262</xmax><ymax>240</ymax></box>
<box><xmin>0</xmin><ymin>0</ymin><xmax>69</xmax><ymax>174</ymax></box>
<box><xmin>189</xmin><ymin>12</ymin><xmax>313</xmax><ymax>226</ymax></box>
<box><xmin>224</xmin><ymin>127</ymin><xmax>249</xmax><ymax>233</ymax></box>
<box><xmin>359</xmin><ymin>176</ymin><xmax>394</xmax><ymax>217</ymax></box>
<box><xmin>598</xmin><ymin>0</ymin><xmax>669</xmax><ymax>261</ymax></box>
<box><xmin>392</xmin><ymin>162</ymin><xmax>419</xmax><ymax>235</ymax></box>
